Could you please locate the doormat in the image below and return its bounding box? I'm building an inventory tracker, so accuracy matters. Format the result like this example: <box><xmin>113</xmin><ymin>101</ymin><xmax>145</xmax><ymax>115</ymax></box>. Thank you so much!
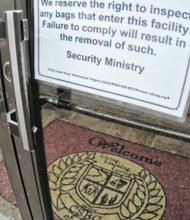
<box><xmin>0</xmin><ymin>162</ymin><xmax>16</xmax><ymax>203</ymax></box>
<box><xmin>44</xmin><ymin>119</ymin><xmax>190</xmax><ymax>220</ymax></box>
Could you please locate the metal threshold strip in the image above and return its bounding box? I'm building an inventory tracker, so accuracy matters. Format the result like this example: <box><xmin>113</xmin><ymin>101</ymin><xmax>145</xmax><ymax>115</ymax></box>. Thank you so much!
<box><xmin>40</xmin><ymin>95</ymin><xmax>190</xmax><ymax>141</ymax></box>
<box><xmin>75</xmin><ymin>106</ymin><xmax>190</xmax><ymax>140</ymax></box>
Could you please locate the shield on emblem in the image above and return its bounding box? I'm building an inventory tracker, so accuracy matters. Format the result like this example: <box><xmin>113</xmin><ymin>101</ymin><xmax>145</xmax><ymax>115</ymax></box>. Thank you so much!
<box><xmin>76</xmin><ymin>165</ymin><xmax>133</xmax><ymax>208</ymax></box>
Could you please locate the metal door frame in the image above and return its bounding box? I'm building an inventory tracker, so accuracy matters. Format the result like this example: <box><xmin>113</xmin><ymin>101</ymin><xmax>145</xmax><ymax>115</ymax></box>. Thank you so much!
<box><xmin>0</xmin><ymin>1</ymin><xmax>54</xmax><ymax>219</ymax></box>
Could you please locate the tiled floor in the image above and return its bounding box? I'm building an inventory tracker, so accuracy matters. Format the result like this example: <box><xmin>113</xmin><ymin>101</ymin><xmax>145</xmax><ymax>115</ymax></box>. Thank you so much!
<box><xmin>0</xmin><ymin>102</ymin><xmax>190</xmax><ymax>219</ymax></box>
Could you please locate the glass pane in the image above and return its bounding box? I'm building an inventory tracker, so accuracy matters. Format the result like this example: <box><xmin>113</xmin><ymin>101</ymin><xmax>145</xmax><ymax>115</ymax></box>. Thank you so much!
<box><xmin>1</xmin><ymin>0</ymin><xmax>188</xmax><ymax>218</ymax></box>
<box><xmin>35</xmin><ymin>1</ymin><xmax>190</xmax><ymax>120</ymax></box>
<box><xmin>34</xmin><ymin>0</ymin><xmax>190</xmax><ymax>219</ymax></box>
<box><xmin>40</xmin><ymin>88</ymin><xmax>190</xmax><ymax>220</ymax></box>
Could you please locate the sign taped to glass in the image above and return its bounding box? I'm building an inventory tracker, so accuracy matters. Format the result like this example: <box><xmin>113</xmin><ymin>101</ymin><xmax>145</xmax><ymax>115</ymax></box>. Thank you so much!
<box><xmin>34</xmin><ymin>0</ymin><xmax>190</xmax><ymax>119</ymax></box>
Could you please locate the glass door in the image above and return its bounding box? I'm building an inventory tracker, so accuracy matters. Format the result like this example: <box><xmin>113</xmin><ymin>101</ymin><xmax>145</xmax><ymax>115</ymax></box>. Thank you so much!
<box><xmin>34</xmin><ymin>1</ymin><xmax>190</xmax><ymax>220</ymax></box>
<box><xmin>33</xmin><ymin>0</ymin><xmax>190</xmax><ymax>219</ymax></box>
<box><xmin>1</xmin><ymin>0</ymin><xmax>190</xmax><ymax>220</ymax></box>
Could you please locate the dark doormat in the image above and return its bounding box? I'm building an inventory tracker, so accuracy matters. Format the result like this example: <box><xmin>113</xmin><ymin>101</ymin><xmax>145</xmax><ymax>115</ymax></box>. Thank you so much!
<box><xmin>44</xmin><ymin>119</ymin><xmax>190</xmax><ymax>220</ymax></box>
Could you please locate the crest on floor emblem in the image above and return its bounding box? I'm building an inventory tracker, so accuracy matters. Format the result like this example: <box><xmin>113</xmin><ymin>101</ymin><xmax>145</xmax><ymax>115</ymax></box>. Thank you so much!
<box><xmin>48</xmin><ymin>152</ymin><xmax>166</xmax><ymax>220</ymax></box>
<box><xmin>77</xmin><ymin>165</ymin><xmax>133</xmax><ymax>208</ymax></box>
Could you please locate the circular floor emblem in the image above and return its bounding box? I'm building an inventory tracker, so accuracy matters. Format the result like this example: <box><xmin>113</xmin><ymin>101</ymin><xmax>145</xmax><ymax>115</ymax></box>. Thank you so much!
<box><xmin>48</xmin><ymin>152</ymin><xmax>166</xmax><ymax>220</ymax></box>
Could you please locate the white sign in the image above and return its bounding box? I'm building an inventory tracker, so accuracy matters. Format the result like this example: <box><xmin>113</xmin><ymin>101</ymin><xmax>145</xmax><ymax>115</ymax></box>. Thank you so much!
<box><xmin>35</xmin><ymin>0</ymin><xmax>190</xmax><ymax>118</ymax></box>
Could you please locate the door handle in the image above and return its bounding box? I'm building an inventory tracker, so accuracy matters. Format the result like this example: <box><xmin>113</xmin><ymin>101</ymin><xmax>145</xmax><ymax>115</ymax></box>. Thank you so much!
<box><xmin>4</xmin><ymin>10</ymin><xmax>35</xmax><ymax>151</ymax></box>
